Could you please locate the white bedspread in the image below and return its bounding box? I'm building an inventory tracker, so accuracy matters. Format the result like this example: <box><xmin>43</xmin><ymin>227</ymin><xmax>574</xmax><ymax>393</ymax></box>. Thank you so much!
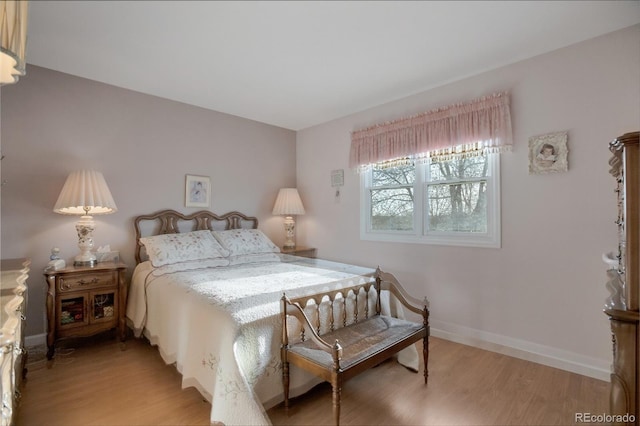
<box><xmin>126</xmin><ymin>256</ymin><xmax>411</xmax><ymax>425</ymax></box>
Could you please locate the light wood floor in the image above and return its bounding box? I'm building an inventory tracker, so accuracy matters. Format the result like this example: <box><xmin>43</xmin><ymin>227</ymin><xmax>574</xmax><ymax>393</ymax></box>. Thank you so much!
<box><xmin>17</xmin><ymin>334</ymin><xmax>609</xmax><ymax>425</ymax></box>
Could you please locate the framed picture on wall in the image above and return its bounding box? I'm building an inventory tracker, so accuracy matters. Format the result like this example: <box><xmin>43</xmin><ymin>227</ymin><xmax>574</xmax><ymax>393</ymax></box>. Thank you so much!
<box><xmin>185</xmin><ymin>174</ymin><xmax>211</xmax><ymax>208</ymax></box>
<box><xmin>528</xmin><ymin>131</ymin><xmax>569</xmax><ymax>175</ymax></box>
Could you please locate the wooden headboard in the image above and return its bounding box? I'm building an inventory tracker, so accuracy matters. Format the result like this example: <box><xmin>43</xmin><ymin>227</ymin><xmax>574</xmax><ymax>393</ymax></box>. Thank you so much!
<box><xmin>134</xmin><ymin>209</ymin><xmax>259</xmax><ymax>264</ymax></box>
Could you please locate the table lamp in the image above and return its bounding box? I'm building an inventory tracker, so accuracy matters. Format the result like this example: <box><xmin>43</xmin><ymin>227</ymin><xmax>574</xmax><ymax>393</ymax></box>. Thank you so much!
<box><xmin>53</xmin><ymin>170</ymin><xmax>118</xmax><ymax>267</ymax></box>
<box><xmin>272</xmin><ymin>188</ymin><xmax>305</xmax><ymax>249</ymax></box>
<box><xmin>0</xmin><ymin>0</ymin><xmax>28</xmax><ymax>85</ymax></box>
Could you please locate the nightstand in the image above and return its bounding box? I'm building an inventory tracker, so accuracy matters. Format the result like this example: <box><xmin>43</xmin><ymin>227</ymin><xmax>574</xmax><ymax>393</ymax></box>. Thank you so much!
<box><xmin>44</xmin><ymin>262</ymin><xmax>128</xmax><ymax>360</ymax></box>
<box><xmin>280</xmin><ymin>246</ymin><xmax>317</xmax><ymax>258</ymax></box>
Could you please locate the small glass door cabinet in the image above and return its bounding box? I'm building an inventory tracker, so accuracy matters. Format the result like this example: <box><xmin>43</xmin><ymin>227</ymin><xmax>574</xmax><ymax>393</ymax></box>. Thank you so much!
<box><xmin>56</xmin><ymin>289</ymin><xmax>118</xmax><ymax>330</ymax></box>
<box><xmin>44</xmin><ymin>263</ymin><xmax>128</xmax><ymax>361</ymax></box>
<box><xmin>57</xmin><ymin>295</ymin><xmax>88</xmax><ymax>329</ymax></box>
<box><xmin>91</xmin><ymin>290</ymin><xmax>116</xmax><ymax>323</ymax></box>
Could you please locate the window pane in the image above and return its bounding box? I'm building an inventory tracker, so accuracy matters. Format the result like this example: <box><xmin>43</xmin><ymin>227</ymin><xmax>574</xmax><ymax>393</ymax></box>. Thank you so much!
<box><xmin>372</xmin><ymin>164</ymin><xmax>415</xmax><ymax>187</ymax></box>
<box><xmin>427</xmin><ymin>181</ymin><xmax>487</xmax><ymax>232</ymax></box>
<box><xmin>429</xmin><ymin>155</ymin><xmax>488</xmax><ymax>182</ymax></box>
<box><xmin>370</xmin><ymin>187</ymin><xmax>414</xmax><ymax>231</ymax></box>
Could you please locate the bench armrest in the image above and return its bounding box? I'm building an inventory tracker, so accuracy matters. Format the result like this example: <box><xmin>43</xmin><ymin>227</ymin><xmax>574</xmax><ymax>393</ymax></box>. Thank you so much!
<box><xmin>376</xmin><ymin>268</ymin><xmax>430</xmax><ymax>319</ymax></box>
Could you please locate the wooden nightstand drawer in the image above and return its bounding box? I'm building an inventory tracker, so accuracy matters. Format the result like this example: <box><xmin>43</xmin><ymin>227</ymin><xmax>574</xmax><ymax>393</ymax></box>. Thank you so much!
<box><xmin>58</xmin><ymin>271</ymin><xmax>114</xmax><ymax>292</ymax></box>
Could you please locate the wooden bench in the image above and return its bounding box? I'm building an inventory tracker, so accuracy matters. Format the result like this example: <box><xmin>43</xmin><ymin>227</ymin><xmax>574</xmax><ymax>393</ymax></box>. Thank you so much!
<box><xmin>281</xmin><ymin>268</ymin><xmax>429</xmax><ymax>425</ymax></box>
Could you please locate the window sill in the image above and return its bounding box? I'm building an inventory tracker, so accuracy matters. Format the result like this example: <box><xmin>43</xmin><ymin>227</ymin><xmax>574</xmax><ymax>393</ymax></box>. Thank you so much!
<box><xmin>360</xmin><ymin>230</ymin><xmax>501</xmax><ymax>248</ymax></box>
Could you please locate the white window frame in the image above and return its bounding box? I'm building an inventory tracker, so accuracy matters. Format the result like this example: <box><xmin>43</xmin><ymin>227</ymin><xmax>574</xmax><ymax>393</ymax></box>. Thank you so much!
<box><xmin>360</xmin><ymin>153</ymin><xmax>501</xmax><ymax>248</ymax></box>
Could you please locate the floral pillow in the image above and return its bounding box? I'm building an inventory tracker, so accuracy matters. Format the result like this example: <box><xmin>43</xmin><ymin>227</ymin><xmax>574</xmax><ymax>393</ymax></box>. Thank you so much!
<box><xmin>212</xmin><ymin>229</ymin><xmax>280</xmax><ymax>256</ymax></box>
<box><xmin>140</xmin><ymin>230</ymin><xmax>230</xmax><ymax>267</ymax></box>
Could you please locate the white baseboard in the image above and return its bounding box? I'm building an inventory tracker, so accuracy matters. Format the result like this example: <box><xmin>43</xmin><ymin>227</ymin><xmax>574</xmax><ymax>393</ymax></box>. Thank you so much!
<box><xmin>25</xmin><ymin>333</ymin><xmax>46</xmax><ymax>348</ymax></box>
<box><xmin>430</xmin><ymin>320</ymin><xmax>611</xmax><ymax>382</ymax></box>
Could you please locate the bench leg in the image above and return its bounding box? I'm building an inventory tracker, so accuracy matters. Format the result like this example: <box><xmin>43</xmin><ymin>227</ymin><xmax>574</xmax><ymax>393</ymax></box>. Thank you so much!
<box><xmin>331</xmin><ymin>380</ymin><xmax>341</xmax><ymax>426</ymax></box>
<box><xmin>423</xmin><ymin>335</ymin><xmax>429</xmax><ymax>384</ymax></box>
<box><xmin>282</xmin><ymin>360</ymin><xmax>290</xmax><ymax>408</ymax></box>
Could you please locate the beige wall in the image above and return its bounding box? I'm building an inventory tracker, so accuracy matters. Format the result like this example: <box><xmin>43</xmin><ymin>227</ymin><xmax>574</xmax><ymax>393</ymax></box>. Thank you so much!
<box><xmin>296</xmin><ymin>25</ymin><xmax>640</xmax><ymax>379</ymax></box>
<box><xmin>0</xmin><ymin>66</ymin><xmax>296</xmax><ymax>336</ymax></box>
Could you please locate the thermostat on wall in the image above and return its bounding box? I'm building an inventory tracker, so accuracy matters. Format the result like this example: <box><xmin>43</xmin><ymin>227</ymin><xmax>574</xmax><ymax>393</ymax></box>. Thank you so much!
<box><xmin>331</xmin><ymin>169</ymin><xmax>344</xmax><ymax>187</ymax></box>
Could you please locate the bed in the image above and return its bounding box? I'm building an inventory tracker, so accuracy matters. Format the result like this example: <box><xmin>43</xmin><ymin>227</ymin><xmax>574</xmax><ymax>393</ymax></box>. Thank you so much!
<box><xmin>126</xmin><ymin>209</ymin><xmax>419</xmax><ymax>425</ymax></box>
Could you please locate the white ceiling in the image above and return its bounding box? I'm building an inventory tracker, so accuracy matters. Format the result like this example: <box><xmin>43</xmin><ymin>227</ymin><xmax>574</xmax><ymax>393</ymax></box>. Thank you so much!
<box><xmin>25</xmin><ymin>1</ymin><xmax>640</xmax><ymax>131</ymax></box>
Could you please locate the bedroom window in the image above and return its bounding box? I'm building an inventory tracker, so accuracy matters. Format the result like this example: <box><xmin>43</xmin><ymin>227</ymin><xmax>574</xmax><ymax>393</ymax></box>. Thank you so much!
<box><xmin>351</xmin><ymin>92</ymin><xmax>511</xmax><ymax>247</ymax></box>
<box><xmin>360</xmin><ymin>152</ymin><xmax>501</xmax><ymax>248</ymax></box>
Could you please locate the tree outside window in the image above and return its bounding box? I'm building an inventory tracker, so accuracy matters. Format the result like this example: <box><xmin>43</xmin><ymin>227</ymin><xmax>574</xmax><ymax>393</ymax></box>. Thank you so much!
<box><xmin>361</xmin><ymin>153</ymin><xmax>500</xmax><ymax>248</ymax></box>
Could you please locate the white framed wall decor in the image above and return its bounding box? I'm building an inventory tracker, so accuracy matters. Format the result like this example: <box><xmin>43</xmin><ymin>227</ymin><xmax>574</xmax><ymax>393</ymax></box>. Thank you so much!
<box><xmin>185</xmin><ymin>174</ymin><xmax>211</xmax><ymax>207</ymax></box>
<box><xmin>528</xmin><ymin>131</ymin><xmax>569</xmax><ymax>175</ymax></box>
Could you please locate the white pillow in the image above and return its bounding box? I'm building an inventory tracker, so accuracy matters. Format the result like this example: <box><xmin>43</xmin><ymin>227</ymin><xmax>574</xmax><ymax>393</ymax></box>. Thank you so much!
<box><xmin>212</xmin><ymin>229</ymin><xmax>280</xmax><ymax>256</ymax></box>
<box><xmin>140</xmin><ymin>230</ymin><xmax>230</xmax><ymax>267</ymax></box>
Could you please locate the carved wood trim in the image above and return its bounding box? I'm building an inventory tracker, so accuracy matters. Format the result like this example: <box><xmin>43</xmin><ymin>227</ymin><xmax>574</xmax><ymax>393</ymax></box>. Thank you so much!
<box><xmin>609</xmin><ymin>132</ymin><xmax>640</xmax><ymax>311</ymax></box>
<box><xmin>133</xmin><ymin>209</ymin><xmax>259</xmax><ymax>264</ymax></box>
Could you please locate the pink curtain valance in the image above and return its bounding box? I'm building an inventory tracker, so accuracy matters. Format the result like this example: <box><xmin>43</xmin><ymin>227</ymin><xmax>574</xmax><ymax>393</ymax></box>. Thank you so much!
<box><xmin>350</xmin><ymin>92</ymin><xmax>513</xmax><ymax>168</ymax></box>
